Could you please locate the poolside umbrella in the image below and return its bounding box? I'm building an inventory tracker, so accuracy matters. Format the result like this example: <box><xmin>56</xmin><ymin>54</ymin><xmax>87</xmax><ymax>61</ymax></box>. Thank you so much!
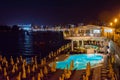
<box><xmin>86</xmin><ymin>62</ymin><xmax>91</xmax><ymax>77</ymax></box>
<box><xmin>65</xmin><ymin>72</ymin><xmax>70</xmax><ymax>79</ymax></box>
<box><xmin>27</xmin><ymin>65</ymin><xmax>30</xmax><ymax>74</ymax></box>
<box><xmin>22</xmin><ymin>66</ymin><xmax>26</xmax><ymax>79</ymax></box>
<box><xmin>111</xmin><ymin>74</ymin><xmax>115</xmax><ymax>80</ymax></box>
<box><xmin>3</xmin><ymin>56</ymin><xmax>7</xmax><ymax>63</ymax></box>
<box><xmin>35</xmin><ymin>63</ymin><xmax>38</xmax><ymax>69</ymax></box>
<box><xmin>59</xmin><ymin>76</ymin><xmax>62</xmax><ymax>80</ymax></box>
<box><xmin>57</xmin><ymin>50</ymin><xmax>59</xmax><ymax>55</ymax></box>
<box><xmin>6</xmin><ymin>76</ymin><xmax>9</xmax><ymax>80</ymax></box>
<box><xmin>37</xmin><ymin>73</ymin><xmax>41</xmax><ymax>80</ymax></box>
<box><xmin>40</xmin><ymin>69</ymin><xmax>44</xmax><ymax>78</ymax></box>
<box><xmin>16</xmin><ymin>72</ymin><xmax>21</xmax><ymax>80</ymax></box>
<box><xmin>70</xmin><ymin>60</ymin><xmax>74</xmax><ymax>70</ymax></box>
<box><xmin>51</xmin><ymin>52</ymin><xmax>54</xmax><ymax>57</ymax></box>
<box><xmin>88</xmin><ymin>62</ymin><xmax>91</xmax><ymax>70</ymax></box>
<box><xmin>51</xmin><ymin>61</ymin><xmax>56</xmax><ymax>72</ymax></box>
<box><xmin>32</xmin><ymin>76</ymin><xmax>35</xmax><ymax>80</ymax></box>
<box><xmin>70</xmin><ymin>61</ymin><xmax>72</xmax><ymax>70</ymax></box>
<box><xmin>64</xmin><ymin>65</ymin><xmax>71</xmax><ymax>79</ymax></box>
<box><xmin>48</xmin><ymin>54</ymin><xmax>51</xmax><ymax>59</ymax></box>
<box><xmin>15</xmin><ymin>63</ymin><xmax>18</xmax><ymax>71</ymax></box>
<box><xmin>51</xmin><ymin>64</ymin><xmax>54</xmax><ymax>72</ymax></box>
<box><xmin>32</xmin><ymin>65</ymin><xmax>35</xmax><ymax>72</ymax></box>
<box><xmin>23</xmin><ymin>59</ymin><xmax>27</xmax><ymax>66</ymax></box>
<box><xmin>43</xmin><ymin>58</ymin><xmax>46</xmax><ymax>65</ymax></box>
<box><xmin>67</xmin><ymin>64</ymin><xmax>69</xmax><ymax>72</ymax></box>
<box><xmin>50</xmin><ymin>62</ymin><xmax>54</xmax><ymax>72</ymax></box>
<box><xmin>67</xmin><ymin>69</ymin><xmax>71</xmax><ymax>76</ymax></box>
<box><xmin>53</xmin><ymin>52</ymin><xmax>55</xmax><ymax>57</ymax></box>
<box><xmin>4</xmin><ymin>67</ymin><xmax>7</xmax><ymax>77</ymax></box>
<box><xmin>83</xmin><ymin>75</ymin><xmax>86</xmax><ymax>80</ymax></box>
<box><xmin>61</xmin><ymin>74</ymin><xmax>65</xmax><ymax>80</ymax></box>
<box><xmin>31</xmin><ymin>57</ymin><xmax>34</xmax><ymax>64</ymax></box>
<box><xmin>40</xmin><ymin>59</ymin><xmax>44</xmax><ymax>66</ymax></box>
<box><xmin>22</xmin><ymin>63</ymin><xmax>25</xmax><ymax>70</ymax></box>
<box><xmin>5</xmin><ymin>61</ymin><xmax>8</xmax><ymax>68</ymax></box>
<box><xmin>12</xmin><ymin>65</ymin><xmax>15</xmax><ymax>74</ymax></box>
<box><xmin>20</xmin><ymin>56</ymin><xmax>23</xmax><ymax>62</ymax></box>
<box><xmin>53</xmin><ymin>61</ymin><xmax>56</xmax><ymax>69</ymax></box>
<box><xmin>85</xmin><ymin>75</ymin><xmax>89</xmax><ymax>80</ymax></box>
<box><xmin>86</xmin><ymin>63</ymin><xmax>88</xmax><ymax>70</ymax></box>
<box><xmin>43</xmin><ymin>66</ymin><xmax>48</xmax><ymax>75</ymax></box>
<box><xmin>16</xmin><ymin>57</ymin><xmax>19</xmax><ymax>63</ymax></box>
<box><xmin>59</xmin><ymin>48</ymin><xmax>61</xmax><ymax>52</ymax></box>
<box><xmin>64</xmin><ymin>68</ymin><xmax>67</xmax><ymax>74</ymax></box>
<box><xmin>10</xmin><ymin>56</ymin><xmax>14</xmax><ymax>65</ymax></box>
<box><xmin>64</xmin><ymin>70</ymin><xmax>67</xmax><ymax>77</ymax></box>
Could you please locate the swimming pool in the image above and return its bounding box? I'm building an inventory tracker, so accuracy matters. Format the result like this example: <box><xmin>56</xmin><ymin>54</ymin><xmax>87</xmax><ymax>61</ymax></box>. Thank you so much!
<box><xmin>56</xmin><ymin>54</ymin><xmax>103</xmax><ymax>70</ymax></box>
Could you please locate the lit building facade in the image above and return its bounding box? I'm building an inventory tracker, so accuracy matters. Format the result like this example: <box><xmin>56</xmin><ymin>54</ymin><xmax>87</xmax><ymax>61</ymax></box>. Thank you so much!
<box><xmin>18</xmin><ymin>24</ymin><xmax>32</xmax><ymax>31</ymax></box>
<box><xmin>63</xmin><ymin>25</ymin><xmax>115</xmax><ymax>51</ymax></box>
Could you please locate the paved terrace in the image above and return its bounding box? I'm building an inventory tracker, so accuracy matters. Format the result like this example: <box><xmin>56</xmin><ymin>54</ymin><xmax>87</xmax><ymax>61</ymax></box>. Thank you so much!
<box><xmin>0</xmin><ymin>42</ymin><xmax>119</xmax><ymax>80</ymax></box>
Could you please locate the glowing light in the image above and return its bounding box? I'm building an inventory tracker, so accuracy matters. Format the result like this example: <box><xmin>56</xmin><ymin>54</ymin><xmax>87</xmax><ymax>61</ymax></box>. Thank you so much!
<box><xmin>90</xmin><ymin>34</ymin><xmax>93</xmax><ymax>36</ymax></box>
<box><xmin>114</xmin><ymin>18</ymin><xmax>118</xmax><ymax>23</ymax></box>
<box><xmin>18</xmin><ymin>24</ymin><xmax>32</xmax><ymax>31</ymax></box>
<box><xmin>109</xmin><ymin>22</ymin><xmax>113</xmax><ymax>26</ymax></box>
<box><xmin>104</xmin><ymin>29</ymin><xmax>113</xmax><ymax>32</ymax></box>
<box><xmin>93</xmin><ymin>30</ymin><xmax>100</xmax><ymax>33</ymax></box>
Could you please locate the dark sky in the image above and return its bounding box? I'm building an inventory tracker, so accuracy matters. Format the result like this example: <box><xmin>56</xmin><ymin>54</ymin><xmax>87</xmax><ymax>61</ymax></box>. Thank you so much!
<box><xmin>0</xmin><ymin>0</ymin><xmax>120</xmax><ymax>25</ymax></box>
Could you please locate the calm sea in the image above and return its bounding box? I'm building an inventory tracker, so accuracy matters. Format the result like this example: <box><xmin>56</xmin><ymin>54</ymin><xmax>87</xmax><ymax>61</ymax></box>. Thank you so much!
<box><xmin>0</xmin><ymin>31</ymin><xmax>70</xmax><ymax>60</ymax></box>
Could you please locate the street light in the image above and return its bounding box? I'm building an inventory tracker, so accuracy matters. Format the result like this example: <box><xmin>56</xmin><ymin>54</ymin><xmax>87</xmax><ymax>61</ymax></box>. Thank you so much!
<box><xmin>110</xmin><ymin>22</ymin><xmax>113</xmax><ymax>26</ymax></box>
<box><xmin>113</xmin><ymin>18</ymin><xmax>119</xmax><ymax>41</ymax></box>
<box><xmin>114</xmin><ymin>18</ymin><xmax>118</xmax><ymax>23</ymax></box>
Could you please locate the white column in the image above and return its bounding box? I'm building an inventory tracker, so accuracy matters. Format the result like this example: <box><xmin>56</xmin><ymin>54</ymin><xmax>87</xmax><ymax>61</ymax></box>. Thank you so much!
<box><xmin>91</xmin><ymin>40</ymin><xmax>93</xmax><ymax>45</ymax></box>
<box><xmin>71</xmin><ymin>40</ymin><xmax>74</xmax><ymax>51</ymax></box>
<box><xmin>81</xmin><ymin>40</ymin><xmax>84</xmax><ymax>47</ymax></box>
<box><xmin>90</xmin><ymin>29</ymin><xmax>93</xmax><ymax>36</ymax></box>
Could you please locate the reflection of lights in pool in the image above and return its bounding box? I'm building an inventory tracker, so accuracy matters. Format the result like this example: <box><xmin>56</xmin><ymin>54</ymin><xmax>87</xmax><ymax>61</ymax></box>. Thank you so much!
<box><xmin>56</xmin><ymin>54</ymin><xmax>103</xmax><ymax>70</ymax></box>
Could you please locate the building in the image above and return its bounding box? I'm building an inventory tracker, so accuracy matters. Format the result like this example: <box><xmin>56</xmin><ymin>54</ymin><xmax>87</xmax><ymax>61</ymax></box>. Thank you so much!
<box><xmin>63</xmin><ymin>25</ymin><xmax>115</xmax><ymax>52</ymax></box>
<box><xmin>18</xmin><ymin>24</ymin><xmax>32</xmax><ymax>31</ymax></box>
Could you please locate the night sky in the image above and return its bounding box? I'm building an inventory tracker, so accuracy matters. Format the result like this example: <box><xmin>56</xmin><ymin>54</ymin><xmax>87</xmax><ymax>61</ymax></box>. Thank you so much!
<box><xmin>0</xmin><ymin>0</ymin><xmax>120</xmax><ymax>25</ymax></box>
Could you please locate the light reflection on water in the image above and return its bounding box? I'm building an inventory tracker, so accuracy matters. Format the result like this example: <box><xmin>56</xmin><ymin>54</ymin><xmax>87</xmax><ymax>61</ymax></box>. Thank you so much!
<box><xmin>0</xmin><ymin>31</ymin><xmax>69</xmax><ymax>61</ymax></box>
<box><xmin>18</xmin><ymin>32</ymin><xmax>33</xmax><ymax>55</ymax></box>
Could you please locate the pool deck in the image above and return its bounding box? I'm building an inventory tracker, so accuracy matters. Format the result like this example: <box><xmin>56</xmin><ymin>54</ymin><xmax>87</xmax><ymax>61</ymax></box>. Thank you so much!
<box><xmin>56</xmin><ymin>54</ymin><xmax>69</xmax><ymax>61</ymax></box>
<box><xmin>48</xmin><ymin>54</ymin><xmax>87</xmax><ymax>80</ymax></box>
<box><xmin>48</xmin><ymin>53</ymin><xmax>104</xmax><ymax>80</ymax></box>
<box><xmin>48</xmin><ymin>52</ymin><xmax>119</xmax><ymax>80</ymax></box>
<box><xmin>0</xmin><ymin>48</ymin><xmax>119</xmax><ymax>80</ymax></box>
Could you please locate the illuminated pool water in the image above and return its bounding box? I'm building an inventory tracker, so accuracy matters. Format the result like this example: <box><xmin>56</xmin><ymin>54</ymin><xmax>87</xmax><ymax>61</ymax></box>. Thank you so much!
<box><xmin>56</xmin><ymin>54</ymin><xmax>103</xmax><ymax>70</ymax></box>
